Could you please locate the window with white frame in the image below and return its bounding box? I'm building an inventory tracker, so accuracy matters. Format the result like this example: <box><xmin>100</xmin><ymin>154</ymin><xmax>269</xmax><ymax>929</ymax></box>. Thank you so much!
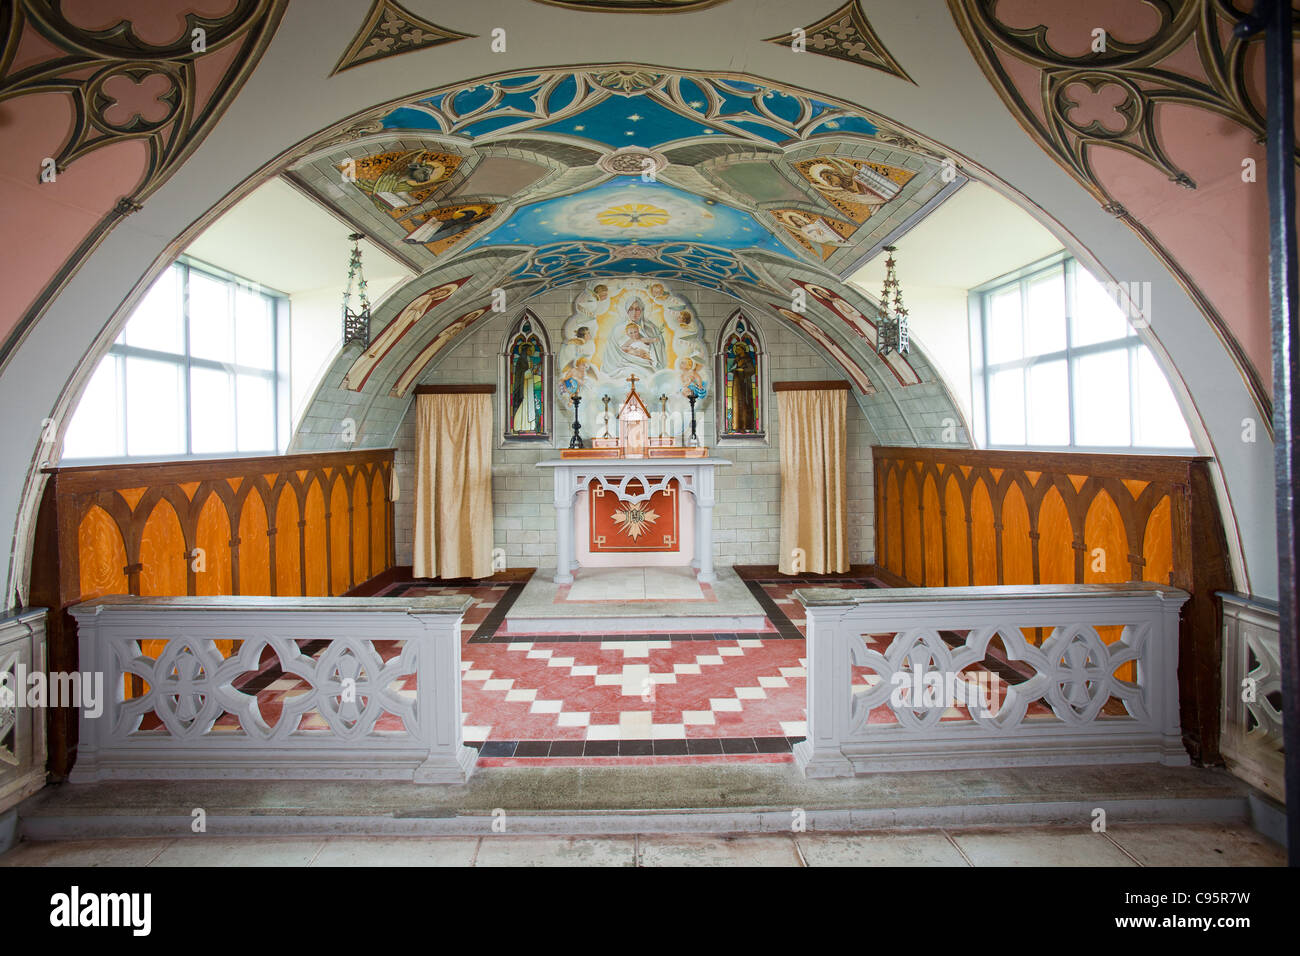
<box><xmin>971</xmin><ymin>255</ymin><xmax>1194</xmax><ymax>451</ymax></box>
<box><xmin>62</xmin><ymin>260</ymin><xmax>289</xmax><ymax>462</ymax></box>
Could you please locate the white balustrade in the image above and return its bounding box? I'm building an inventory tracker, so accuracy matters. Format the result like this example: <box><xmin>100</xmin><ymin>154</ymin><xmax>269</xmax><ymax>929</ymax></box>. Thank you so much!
<box><xmin>1219</xmin><ymin>592</ymin><xmax>1283</xmax><ymax>800</ymax></box>
<box><xmin>795</xmin><ymin>583</ymin><xmax>1190</xmax><ymax>777</ymax></box>
<box><xmin>68</xmin><ymin>595</ymin><xmax>477</xmax><ymax>784</ymax></box>
<box><xmin>0</xmin><ymin>608</ymin><xmax>47</xmax><ymax>813</ymax></box>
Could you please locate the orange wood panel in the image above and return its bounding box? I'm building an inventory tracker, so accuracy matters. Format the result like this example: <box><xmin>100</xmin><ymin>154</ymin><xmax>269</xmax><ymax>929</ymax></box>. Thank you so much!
<box><xmin>118</xmin><ymin>487</ymin><xmax>147</xmax><ymax>510</ymax></box>
<box><xmin>1141</xmin><ymin>496</ymin><xmax>1174</xmax><ymax>586</ymax></box>
<box><xmin>1036</xmin><ymin>486</ymin><xmax>1075</xmax><ymax>584</ymax></box>
<box><xmin>238</xmin><ymin>489</ymin><xmax>271</xmax><ymax>595</ymax></box>
<box><xmin>137</xmin><ymin>499</ymin><xmax>187</xmax><ymax>597</ymax></box>
<box><xmin>303</xmin><ymin>480</ymin><xmax>328</xmax><ymax>596</ymax></box>
<box><xmin>902</xmin><ymin>470</ymin><xmax>922</xmax><ymax>584</ymax></box>
<box><xmin>1000</xmin><ymin>481</ymin><xmax>1033</xmax><ymax>584</ymax></box>
<box><xmin>352</xmin><ymin>471</ymin><xmax>370</xmax><ymax>584</ymax></box>
<box><xmin>329</xmin><ymin>476</ymin><xmax>350</xmax><ymax>594</ymax></box>
<box><xmin>969</xmin><ymin>478</ymin><xmax>997</xmax><ymax>587</ymax></box>
<box><xmin>942</xmin><ymin>473</ymin><xmax>969</xmax><ymax>586</ymax></box>
<box><xmin>77</xmin><ymin>505</ymin><xmax>129</xmax><ymax>601</ymax></box>
<box><xmin>921</xmin><ymin>474</ymin><xmax>943</xmax><ymax>586</ymax></box>
<box><xmin>1083</xmin><ymin>490</ymin><xmax>1130</xmax><ymax>585</ymax></box>
<box><xmin>275</xmin><ymin>489</ymin><xmax>301</xmax><ymax>597</ymax></box>
<box><xmin>370</xmin><ymin>470</ymin><xmax>387</xmax><ymax>577</ymax></box>
<box><xmin>193</xmin><ymin>492</ymin><xmax>232</xmax><ymax>596</ymax></box>
<box><xmin>885</xmin><ymin>469</ymin><xmax>903</xmax><ymax>576</ymax></box>
<box><xmin>1083</xmin><ymin>490</ymin><xmax>1130</xmax><ymax>666</ymax></box>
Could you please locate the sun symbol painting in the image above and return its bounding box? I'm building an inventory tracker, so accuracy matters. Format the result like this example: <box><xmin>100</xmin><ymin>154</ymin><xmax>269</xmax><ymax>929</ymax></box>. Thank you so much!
<box><xmin>557</xmin><ymin>278</ymin><xmax>710</xmax><ymax>440</ymax></box>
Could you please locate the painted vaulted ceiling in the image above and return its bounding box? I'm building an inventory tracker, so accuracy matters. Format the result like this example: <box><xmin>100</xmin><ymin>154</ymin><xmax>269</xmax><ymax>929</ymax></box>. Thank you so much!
<box><xmin>286</xmin><ymin>67</ymin><xmax>963</xmax><ymax>410</ymax></box>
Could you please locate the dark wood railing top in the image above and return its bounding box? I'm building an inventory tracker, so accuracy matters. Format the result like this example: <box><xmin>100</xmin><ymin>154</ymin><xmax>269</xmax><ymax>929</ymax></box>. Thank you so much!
<box><xmin>42</xmin><ymin>448</ymin><xmax>396</xmax><ymax>492</ymax></box>
<box><xmin>873</xmin><ymin>445</ymin><xmax>1211</xmax><ymax>482</ymax></box>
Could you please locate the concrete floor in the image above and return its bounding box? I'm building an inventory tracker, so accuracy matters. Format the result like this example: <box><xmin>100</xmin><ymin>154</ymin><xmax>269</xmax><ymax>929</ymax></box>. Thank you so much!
<box><xmin>0</xmin><ymin>823</ymin><xmax>1284</xmax><ymax>866</ymax></box>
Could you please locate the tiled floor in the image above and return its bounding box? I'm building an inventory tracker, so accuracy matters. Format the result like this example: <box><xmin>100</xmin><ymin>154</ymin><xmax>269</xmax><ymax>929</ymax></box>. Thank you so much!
<box><xmin>0</xmin><ymin>823</ymin><xmax>1283</xmax><ymax>867</ymax></box>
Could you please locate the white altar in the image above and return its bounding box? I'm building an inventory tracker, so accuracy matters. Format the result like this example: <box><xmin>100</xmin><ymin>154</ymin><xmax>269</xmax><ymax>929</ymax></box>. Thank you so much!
<box><xmin>537</xmin><ymin>457</ymin><xmax>731</xmax><ymax>584</ymax></box>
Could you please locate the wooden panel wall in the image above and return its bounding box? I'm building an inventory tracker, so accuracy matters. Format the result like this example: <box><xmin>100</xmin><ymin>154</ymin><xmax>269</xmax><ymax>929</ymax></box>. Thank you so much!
<box><xmin>872</xmin><ymin>446</ymin><xmax>1234</xmax><ymax>764</ymax></box>
<box><xmin>29</xmin><ymin>448</ymin><xmax>397</xmax><ymax>777</ymax></box>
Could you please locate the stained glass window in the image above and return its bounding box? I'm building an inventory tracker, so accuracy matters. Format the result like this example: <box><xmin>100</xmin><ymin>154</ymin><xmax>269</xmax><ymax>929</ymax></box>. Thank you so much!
<box><xmin>504</xmin><ymin>315</ymin><xmax>549</xmax><ymax>439</ymax></box>
<box><xmin>718</xmin><ymin>313</ymin><xmax>764</xmax><ymax>439</ymax></box>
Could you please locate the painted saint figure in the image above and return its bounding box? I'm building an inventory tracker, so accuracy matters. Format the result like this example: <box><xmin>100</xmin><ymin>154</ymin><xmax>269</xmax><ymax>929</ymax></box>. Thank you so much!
<box><xmin>509</xmin><ymin>335</ymin><xmax>544</xmax><ymax>434</ymax></box>
<box><xmin>725</xmin><ymin>335</ymin><xmax>758</xmax><ymax>434</ymax></box>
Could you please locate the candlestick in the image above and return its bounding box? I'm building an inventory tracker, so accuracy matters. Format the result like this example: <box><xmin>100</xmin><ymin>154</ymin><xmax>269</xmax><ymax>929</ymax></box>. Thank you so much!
<box><xmin>568</xmin><ymin>394</ymin><xmax>584</xmax><ymax>449</ymax></box>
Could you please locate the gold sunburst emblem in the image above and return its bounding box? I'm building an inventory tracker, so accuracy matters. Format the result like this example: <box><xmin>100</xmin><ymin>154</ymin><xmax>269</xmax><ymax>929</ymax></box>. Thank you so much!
<box><xmin>598</xmin><ymin>202</ymin><xmax>669</xmax><ymax>229</ymax></box>
<box><xmin>611</xmin><ymin>502</ymin><xmax>660</xmax><ymax>540</ymax></box>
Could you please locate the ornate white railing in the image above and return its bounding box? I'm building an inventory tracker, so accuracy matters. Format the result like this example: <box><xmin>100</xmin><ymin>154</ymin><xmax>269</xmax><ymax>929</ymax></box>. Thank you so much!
<box><xmin>0</xmin><ymin>608</ymin><xmax>47</xmax><ymax>812</ymax></box>
<box><xmin>795</xmin><ymin>584</ymin><xmax>1190</xmax><ymax>777</ymax></box>
<box><xmin>1219</xmin><ymin>592</ymin><xmax>1283</xmax><ymax>800</ymax></box>
<box><xmin>69</xmin><ymin>595</ymin><xmax>477</xmax><ymax>784</ymax></box>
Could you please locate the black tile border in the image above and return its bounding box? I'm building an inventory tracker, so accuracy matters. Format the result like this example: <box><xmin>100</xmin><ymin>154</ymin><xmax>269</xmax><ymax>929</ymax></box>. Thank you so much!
<box><xmin>465</xmin><ymin>737</ymin><xmax>806</xmax><ymax>759</ymax></box>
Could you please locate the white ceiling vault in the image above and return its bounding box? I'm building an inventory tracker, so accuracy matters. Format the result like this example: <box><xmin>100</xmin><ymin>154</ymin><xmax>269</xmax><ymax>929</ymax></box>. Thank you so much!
<box><xmin>0</xmin><ymin>0</ymin><xmax>1276</xmax><ymax>605</ymax></box>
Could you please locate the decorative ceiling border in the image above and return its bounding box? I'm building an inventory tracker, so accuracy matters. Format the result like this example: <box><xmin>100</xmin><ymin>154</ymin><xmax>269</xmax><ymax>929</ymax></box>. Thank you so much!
<box><xmin>764</xmin><ymin>1</ymin><xmax>915</xmax><ymax>84</ymax></box>
<box><xmin>947</xmin><ymin>0</ymin><xmax>1285</xmax><ymax>427</ymax></box>
<box><xmin>0</xmin><ymin>0</ymin><xmax>290</xmax><ymax>371</ymax></box>
<box><xmin>331</xmin><ymin>0</ymin><xmax>476</xmax><ymax>76</ymax></box>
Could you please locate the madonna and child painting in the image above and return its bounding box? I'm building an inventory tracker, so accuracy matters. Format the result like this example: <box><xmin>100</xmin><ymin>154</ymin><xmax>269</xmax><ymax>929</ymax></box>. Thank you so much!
<box><xmin>557</xmin><ymin>279</ymin><xmax>710</xmax><ymax>440</ymax></box>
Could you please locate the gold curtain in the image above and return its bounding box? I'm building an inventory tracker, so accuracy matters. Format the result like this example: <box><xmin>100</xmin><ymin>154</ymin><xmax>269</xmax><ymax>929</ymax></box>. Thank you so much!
<box><xmin>777</xmin><ymin>388</ymin><xmax>848</xmax><ymax>574</ymax></box>
<box><xmin>413</xmin><ymin>392</ymin><xmax>494</xmax><ymax>579</ymax></box>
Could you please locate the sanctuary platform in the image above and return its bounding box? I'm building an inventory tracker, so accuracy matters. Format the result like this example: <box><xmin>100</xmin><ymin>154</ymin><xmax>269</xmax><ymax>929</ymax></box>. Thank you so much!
<box><xmin>501</xmin><ymin>565</ymin><xmax>769</xmax><ymax>635</ymax></box>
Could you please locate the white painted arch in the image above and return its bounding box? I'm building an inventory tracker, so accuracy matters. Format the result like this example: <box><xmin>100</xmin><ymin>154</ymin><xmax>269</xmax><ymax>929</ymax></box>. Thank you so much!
<box><xmin>0</xmin><ymin>0</ymin><xmax>1274</xmax><ymax>606</ymax></box>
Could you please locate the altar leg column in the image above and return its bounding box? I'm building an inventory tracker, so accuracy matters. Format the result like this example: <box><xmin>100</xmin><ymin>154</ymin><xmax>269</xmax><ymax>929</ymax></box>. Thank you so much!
<box><xmin>695</xmin><ymin>469</ymin><xmax>717</xmax><ymax>584</ymax></box>
<box><xmin>555</xmin><ymin>501</ymin><xmax>575</xmax><ymax>585</ymax></box>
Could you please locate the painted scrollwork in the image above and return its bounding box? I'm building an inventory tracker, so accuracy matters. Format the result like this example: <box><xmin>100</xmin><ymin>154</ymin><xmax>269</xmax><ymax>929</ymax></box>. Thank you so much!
<box><xmin>0</xmin><ymin>0</ymin><xmax>286</xmax><ymax>191</ymax></box>
<box><xmin>948</xmin><ymin>0</ymin><xmax>1298</xmax><ymax>196</ymax></box>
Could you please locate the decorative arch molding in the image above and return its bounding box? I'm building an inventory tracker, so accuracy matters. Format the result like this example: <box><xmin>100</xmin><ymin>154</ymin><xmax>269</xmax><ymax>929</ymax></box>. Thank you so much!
<box><xmin>0</xmin><ymin>0</ymin><xmax>290</xmax><ymax>367</ymax></box>
<box><xmin>2</xmin><ymin>41</ymin><xmax>1273</xmax><ymax>610</ymax></box>
<box><xmin>714</xmin><ymin>309</ymin><xmax>768</xmax><ymax>443</ymax></box>
<box><xmin>499</xmin><ymin>309</ymin><xmax>554</xmax><ymax>444</ymax></box>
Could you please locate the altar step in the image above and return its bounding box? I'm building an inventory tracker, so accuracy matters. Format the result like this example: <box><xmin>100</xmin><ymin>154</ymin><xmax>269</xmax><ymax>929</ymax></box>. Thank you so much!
<box><xmin>501</xmin><ymin>566</ymin><xmax>770</xmax><ymax>635</ymax></box>
<box><xmin>14</xmin><ymin>764</ymin><xmax>1262</xmax><ymax>841</ymax></box>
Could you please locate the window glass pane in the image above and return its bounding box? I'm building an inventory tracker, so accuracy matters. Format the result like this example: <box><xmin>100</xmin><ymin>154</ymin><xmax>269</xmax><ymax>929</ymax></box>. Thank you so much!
<box><xmin>985</xmin><ymin>288</ymin><xmax>1023</xmax><ymax>364</ymax></box>
<box><xmin>1133</xmin><ymin>347</ymin><xmax>1194</xmax><ymax>447</ymax></box>
<box><xmin>1072</xmin><ymin>348</ymin><xmax>1131</xmax><ymax>446</ymax></box>
<box><xmin>1072</xmin><ymin>267</ymin><xmax>1131</xmax><ymax>347</ymax></box>
<box><xmin>63</xmin><ymin>356</ymin><xmax>121</xmax><ymax>458</ymax></box>
<box><xmin>189</xmin><ymin>271</ymin><xmax>234</xmax><ymax>363</ymax></box>
<box><xmin>987</xmin><ymin>368</ymin><xmax>1025</xmax><ymax>445</ymax></box>
<box><xmin>125</xmin><ymin>357</ymin><xmax>185</xmax><ymax>456</ymax></box>
<box><xmin>121</xmin><ymin>265</ymin><xmax>182</xmax><ymax>354</ymax></box>
<box><xmin>190</xmin><ymin>367</ymin><xmax>236</xmax><ymax>454</ymax></box>
<box><xmin>1026</xmin><ymin>359</ymin><xmax>1069</xmax><ymax>446</ymax></box>
<box><xmin>236</xmin><ymin>374</ymin><xmax>275</xmax><ymax>452</ymax></box>
<box><xmin>235</xmin><ymin>288</ymin><xmax>274</xmax><ymax>370</ymax></box>
<box><xmin>1025</xmin><ymin>269</ymin><xmax>1066</xmax><ymax>357</ymax></box>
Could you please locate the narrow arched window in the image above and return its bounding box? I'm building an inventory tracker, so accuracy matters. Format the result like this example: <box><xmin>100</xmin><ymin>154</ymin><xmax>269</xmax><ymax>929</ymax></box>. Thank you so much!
<box><xmin>716</xmin><ymin>310</ymin><xmax>766</xmax><ymax>441</ymax></box>
<box><xmin>500</xmin><ymin>310</ymin><xmax>552</xmax><ymax>442</ymax></box>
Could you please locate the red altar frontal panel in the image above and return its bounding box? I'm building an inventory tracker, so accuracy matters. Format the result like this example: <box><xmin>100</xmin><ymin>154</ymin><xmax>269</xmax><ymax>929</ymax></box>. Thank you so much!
<box><xmin>588</xmin><ymin>478</ymin><xmax>680</xmax><ymax>553</ymax></box>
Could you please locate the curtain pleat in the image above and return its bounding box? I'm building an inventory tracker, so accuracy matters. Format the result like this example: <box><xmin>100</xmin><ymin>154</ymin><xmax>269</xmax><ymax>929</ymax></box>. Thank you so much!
<box><xmin>413</xmin><ymin>392</ymin><xmax>494</xmax><ymax>579</ymax></box>
<box><xmin>777</xmin><ymin>388</ymin><xmax>848</xmax><ymax>574</ymax></box>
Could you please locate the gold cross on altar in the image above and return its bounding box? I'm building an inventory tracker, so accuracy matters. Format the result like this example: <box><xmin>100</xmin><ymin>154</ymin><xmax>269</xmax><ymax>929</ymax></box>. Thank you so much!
<box><xmin>627</xmin><ymin>374</ymin><xmax>638</xmax><ymax>390</ymax></box>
